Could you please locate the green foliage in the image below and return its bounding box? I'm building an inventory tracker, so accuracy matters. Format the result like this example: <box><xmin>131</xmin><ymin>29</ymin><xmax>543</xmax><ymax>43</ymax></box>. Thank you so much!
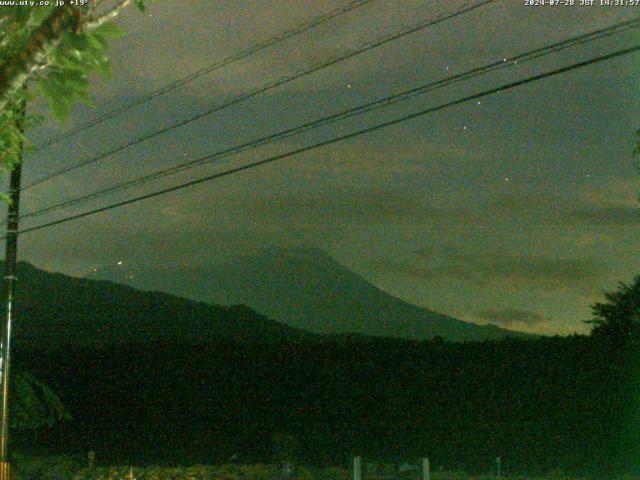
<box><xmin>0</xmin><ymin>3</ymin><xmax>153</xmax><ymax>180</ymax></box>
<box><xmin>0</xmin><ymin>90</ymin><xmax>39</xmax><ymax>200</ymax></box>
<box><xmin>66</xmin><ymin>464</ymin><xmax>351</xmax><ymax>480</ymax></box>
<box><xmin>1</xmin><ymin>6</ymin><xmax>127</xmax><ymax>120</ymax></box>
<box><xmin>12</xmin><ymin>454</ymin><xmax>84</xmax><ymax>480</ymax></box>
<box><xmin>36</xmin><ymin>20</ymin><xmax>125</xmax><ymax>121</ymax></box>
<box><xmin>308</xmin><ymin>466</ymin><xmax>349</xmax><ymax>480</ymax></box>
<box><xmin>8</xmin><ymin>460</ymin><xmax>640</xmax><ymax>480</ymax></box>
<box><xmin>70</xmin><ymin>463</ymin><xmax>282</xmax><ymax>480</ymax></box>
<box><xmin>10</xmin><ymin>371</ymin><xmax>71</xmax><ymax>431</ymax></box>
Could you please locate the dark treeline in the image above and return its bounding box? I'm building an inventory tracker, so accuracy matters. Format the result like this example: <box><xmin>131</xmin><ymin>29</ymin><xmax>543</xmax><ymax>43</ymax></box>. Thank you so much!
<box><xmin>10</xmin><ymin>330</ymin><xmax>640</xmax><ymax>477</ymax></box>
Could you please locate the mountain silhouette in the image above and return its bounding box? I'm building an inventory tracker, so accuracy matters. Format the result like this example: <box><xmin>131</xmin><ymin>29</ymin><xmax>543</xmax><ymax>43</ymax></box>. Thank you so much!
<box><xmin>5</xmin><ymin>261</ymin><xmax>314</xmax><ymax>347</ymax></box>
<box><xmin>87</xmin><ymin>247</ymin><xmax>532</xmax><ymax>342</ymax></box>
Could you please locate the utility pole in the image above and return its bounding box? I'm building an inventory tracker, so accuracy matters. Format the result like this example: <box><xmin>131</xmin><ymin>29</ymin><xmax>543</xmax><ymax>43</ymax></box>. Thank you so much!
<box><xmin>0</xmin><ymin>96</ymin><xmax>26</xmax><ymax>480</ymax></box>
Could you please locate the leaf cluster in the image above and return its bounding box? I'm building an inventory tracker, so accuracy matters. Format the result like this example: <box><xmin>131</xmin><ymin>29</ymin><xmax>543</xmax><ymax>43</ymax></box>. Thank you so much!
<box><xmin>0</xmin><ymin>90</ymin><xmax>43</xmax><ymax>202</ymax></box>
<box><xmin>1</xmin><ymin>4</ymin><xmax>131</xmax><ymax>119</ymax></box>
<box><xmin>0</xmin><ymin>2</ymin><xmax>153</xmax><ymax>177</ymax></box>
<box><xmin>36</xmin><ymin>20</ymin><xmax>125</xmax><ymax>120</ymax></box>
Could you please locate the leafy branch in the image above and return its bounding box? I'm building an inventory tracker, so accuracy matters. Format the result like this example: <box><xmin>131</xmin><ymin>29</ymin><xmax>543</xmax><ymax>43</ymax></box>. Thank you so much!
<box><xmin>0</xmin><ymin>1</ymin><xmax>153</xmax><ymax>175</ymax></box>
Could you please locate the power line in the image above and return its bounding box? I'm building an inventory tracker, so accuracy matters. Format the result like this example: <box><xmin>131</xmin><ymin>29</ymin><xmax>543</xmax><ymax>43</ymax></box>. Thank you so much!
<box><xmin>9</xmin><ymin>44</ymin><xmax>639</xmax><ymax>238</ymax></box>
<box><xmin>34</xmin><ymin>0</ymin><xmax>377</xmax><ymax>151</ymax></box>
<box><xmin>17</xmin><ymin>17</ymin><xmax>640</xmax><ymax>222</ymax></box>
<box><xmin>23</xmin><ymin>0</ymin><xmax>497</xmax><ymax>191</ymax></box>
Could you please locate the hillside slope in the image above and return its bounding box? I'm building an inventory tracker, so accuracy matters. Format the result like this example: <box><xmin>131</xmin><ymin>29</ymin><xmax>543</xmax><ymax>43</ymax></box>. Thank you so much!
<box><xmin>5</xmin><ymin>261</ymin><xmax>314</xmax><ymax>347</ymax></box>
<box><xmin>89</xmin><ymin>248</ymin><xmax>531</xmax><ymax>342</ymax></box>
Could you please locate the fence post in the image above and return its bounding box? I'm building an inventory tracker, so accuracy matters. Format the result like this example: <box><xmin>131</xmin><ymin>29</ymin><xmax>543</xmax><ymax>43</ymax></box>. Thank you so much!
<box><xmin>354</xmin><ymin>456</ymin><xmax>362</xmax><ymax>480</ymax></box>
<box><xmin>421</xmin><ymin>458</ymin><xmax>430</xmax><ymax>480</ymax></box>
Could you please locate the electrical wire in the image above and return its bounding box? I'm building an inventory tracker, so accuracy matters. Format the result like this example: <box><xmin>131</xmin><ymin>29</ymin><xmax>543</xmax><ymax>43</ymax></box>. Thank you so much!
<box><xmin>9</xmin><ymin>44</ymin><xmax>638</xmax><ymax>238</ymax></box>
<box><xmin>17</xmin><ymin>17</ymin><xmax>640</xmax><ymax>222</ymax></box>
<box><xmin>22</xmin><ymin>0</ymin><xmax>497</xmax><ymax>191</ymax></box>
<box><xmin>34</xmin><ymin>0</ymin><xmax>378</xmax><ymax>151</ymax></box>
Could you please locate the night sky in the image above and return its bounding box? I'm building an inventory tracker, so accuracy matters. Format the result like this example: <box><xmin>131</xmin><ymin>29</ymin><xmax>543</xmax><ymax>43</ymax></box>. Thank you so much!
<box><xmin>8</xmin><ymin>0</ymin><xmax>640</xmax><ymax>336</ymax></box>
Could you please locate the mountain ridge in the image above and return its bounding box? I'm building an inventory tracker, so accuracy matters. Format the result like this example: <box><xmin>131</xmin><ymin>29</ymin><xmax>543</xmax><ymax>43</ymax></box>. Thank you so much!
<box><xmin>4</xmin><ymin>260</ymin><xmax>315</xmax><ymax>347</ymax></box>
<box><xmin>86</xmin><ymin>247</ymin><xmax>533</xmax><ymax>342</ymax></box>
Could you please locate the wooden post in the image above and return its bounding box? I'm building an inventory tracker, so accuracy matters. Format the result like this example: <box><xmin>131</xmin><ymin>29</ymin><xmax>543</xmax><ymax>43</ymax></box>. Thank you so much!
<box><xmin>353</xmin><ymin>456</ymin><xmax>362</xmax><ymax>480</ymax></box>
<box><xmin>421</xmin><ymin>458</ymin><xmax>430</xmax><ymax>480</ymax></box>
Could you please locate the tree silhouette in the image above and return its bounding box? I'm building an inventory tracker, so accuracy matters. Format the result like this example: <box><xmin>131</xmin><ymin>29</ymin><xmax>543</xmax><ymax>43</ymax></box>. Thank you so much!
<box><xmin>587</xmin><ymin>276</ymin><xmax>640</xmax><ymax>474</ymax></box>
<box><xmin>588</xmin><ymin>275</ymin><xmax>640</xmax><ymax>342</ymax></box>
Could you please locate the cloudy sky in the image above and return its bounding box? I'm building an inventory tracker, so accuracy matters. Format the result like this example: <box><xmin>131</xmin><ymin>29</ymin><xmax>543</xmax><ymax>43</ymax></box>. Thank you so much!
<box><xmin>8</xmin><ymin>0</ymin><xmax>640</xmax><ymax>335</ymax></box>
